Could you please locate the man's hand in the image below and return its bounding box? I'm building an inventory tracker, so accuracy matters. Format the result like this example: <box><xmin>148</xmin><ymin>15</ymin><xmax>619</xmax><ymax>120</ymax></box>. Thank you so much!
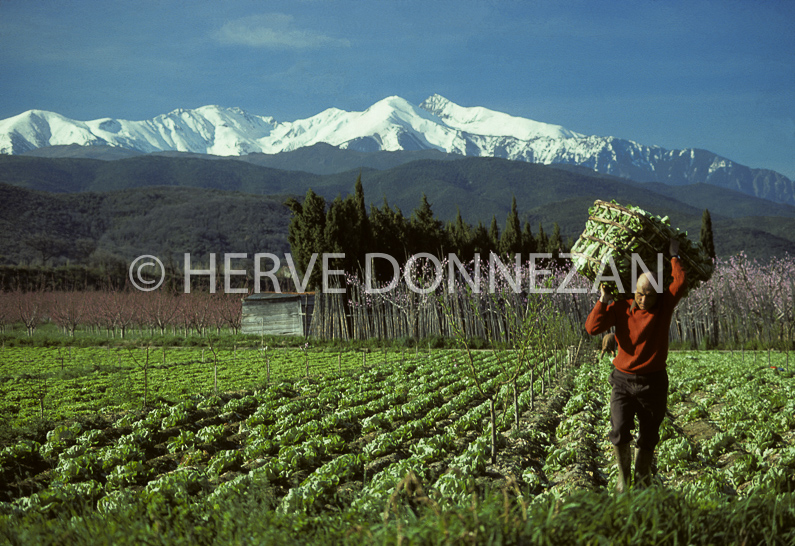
<box><xmin>599</xmin><ymin>283</ymin><xmax>614</xmax><ymax>305</ymax></box>
<box><xmin>669</xmin><ymin>237</ymin><xmax>680</xmax><ymax>258</ymax></box>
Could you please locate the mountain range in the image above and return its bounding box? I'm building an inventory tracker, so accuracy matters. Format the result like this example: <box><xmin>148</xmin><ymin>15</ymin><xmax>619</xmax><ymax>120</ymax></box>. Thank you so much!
<box><xmin>2</xmin><ymin>95</ymin><xmax>793</xmax><ymax>206</ymax></box>
<box><xmin>1</xmin><ymin>152</ymin><xmax>794</xmax><ymax>265</ymax></box>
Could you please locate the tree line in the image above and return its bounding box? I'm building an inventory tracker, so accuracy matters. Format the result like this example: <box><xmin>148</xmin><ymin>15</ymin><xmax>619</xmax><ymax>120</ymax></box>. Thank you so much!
<box><xmin>285</xmin><ymin>175</ymin><xmax>568</xmax><ymax>289</ymax></box>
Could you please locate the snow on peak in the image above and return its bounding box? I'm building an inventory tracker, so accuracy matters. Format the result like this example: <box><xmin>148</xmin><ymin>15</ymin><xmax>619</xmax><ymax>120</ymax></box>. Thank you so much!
<box><xmin>419</xmin><ymin>94</ymin><xmax>455</xmax><ymax>115</ymax></box>
<box><xmin>0</xmin><ymin>96</ymin><xmax>587</xmax><ymax>157</ymax></box>
<box><xmin>2</xmin><ymin>95</ymin><xmax>790</xmax><ymax>205</ymax></box>
<box><xmin>420</xmin><ymin>94</ymin><xmax>582</xmax><ymax>140</ymax></box>
<box><xmin>0</xmin><ymin>110</ymin><xmax>105</xmax><ymax>153</ymax></box>
<box><xmin>0</xmin><ymin>106</ymin><xmax>285</xmax><ymax>156</ymax></box>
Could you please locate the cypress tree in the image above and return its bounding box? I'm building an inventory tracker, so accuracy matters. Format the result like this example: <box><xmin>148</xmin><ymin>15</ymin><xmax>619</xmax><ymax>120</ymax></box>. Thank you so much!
<box><xmin>700</xmin><ymin>209</ymin><xmax>716</xmax><ymax>259</ymax></box>
<box><xmin>450</xmin><ymin>206</ymin><xmax>473</xmax><ymax>258</ymax></box>
<box><xmin>445</xmin><ymin>219</ymin><xmax>456</xmax><ymax>251</ymax></box>
<box><xmin>351</xmin><ymin>173</ymin><xmax>371</xmax><ymax>254</ymax></box>
<box><xmin>548</xmin><ymin>222</ymin><xmax>563</xmax><ymax>255</ymax></box>
<box><xmin>471</xmin><ymin>221</ymin><xmax>491</xmax><ymax>256</ymax></box>
<box><xmin>521</xmin><ymin>220</ymin><xmax>536</xmax><ymax>255</ymax></box>
<box><xmin>370</xmin><ymin>197</ymin><xmax>395</xmax><ymax>255</ymax></box>
<box><xmin>323</xmin><ymin>195</ymin><xmax>347</xmax><ymax>255</ymax></box>
<box><xmin>324</xmin><ymin>194</ymin><xmax>361</xmax><ymax>282</ymax></box>
<box><xmin>499</xmin><ymin>196</ymin><xmax>522</xmax><ymax>257</ymax></box>
<box><xmin>488</xmin><ymin>215</ymin><xmax>500</xmax><ymax>254</ymax></box>
<box><xmin>353</xmin><ymin>173</ymin><xmax>367</xmax><ymax>223</ymax></box>
<box><xmin>369</xmin><ymin>197</ymin><xmax>408</xmax><ymax>279</ymax></box>
<box><xmin>536</xmin><ymin>222</ymin><xmax>548</xmax><ymax>255</ymax></box>
<box><xmin>322</xmin><ymin>173</ymin><xmax>372</xmax><ymax>276</ymax></box>
<box><xmin>389</xmin><ymin>203</ymin><xmax>409</xmax><ymax>260</ymax></box>
<box><xmin>285</xmin><ymin>188</ymin><xmax>327</xmax><ymax>290</ymax></box>
<box><xmin>409</xmin><ymin>193</ymin><xmax>443</xmax><ymax>256</ymax></box>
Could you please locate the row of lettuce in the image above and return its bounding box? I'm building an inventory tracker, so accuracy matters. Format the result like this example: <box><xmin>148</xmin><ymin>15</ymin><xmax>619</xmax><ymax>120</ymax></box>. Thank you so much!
<box><xmin>0</xmin><ymin>345</ymin><xmax>412</xmax><ymax>427</ymax></box>
<box><xmin>2</xmin><ymin>349</ymin><xmax>795</xmax><ymax>543</ymax></box>
<box><xmin>1</xmin><ymin>350</ymin><xmax>562</xmax><ymax>517</ymax></box>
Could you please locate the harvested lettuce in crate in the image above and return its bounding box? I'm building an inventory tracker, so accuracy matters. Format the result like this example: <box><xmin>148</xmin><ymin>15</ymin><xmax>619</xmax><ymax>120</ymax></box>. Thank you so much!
<box><xmin>570</xmin><ymin>200</ymin><xmax>714</xmax><ymax>299</ymax></box>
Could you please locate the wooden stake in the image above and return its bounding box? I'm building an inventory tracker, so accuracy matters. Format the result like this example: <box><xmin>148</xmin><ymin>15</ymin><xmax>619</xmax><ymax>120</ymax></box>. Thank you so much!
<box><xmin>512</xmin><ymin>381</ymin><xmax>519</xmax><ymax>428</ymax></box>
<box><xmin>489</xmin><ymin>398</ymin><xmax>497</xmax><ymax>465</ymax></box>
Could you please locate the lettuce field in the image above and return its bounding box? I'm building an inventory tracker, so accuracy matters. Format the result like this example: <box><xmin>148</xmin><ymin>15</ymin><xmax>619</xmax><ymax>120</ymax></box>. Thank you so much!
<box><xmin>1</xmin><ymin>345</ymin><xmax>795</xmax><ymax>544</ymax></box>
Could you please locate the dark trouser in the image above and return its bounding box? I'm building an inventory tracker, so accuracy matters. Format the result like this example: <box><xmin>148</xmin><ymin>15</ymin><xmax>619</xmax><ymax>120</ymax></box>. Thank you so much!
<box><xmin>608</xmin><ymin>368</ymin><xmax>668</xmax><ymax>451</ymax></box>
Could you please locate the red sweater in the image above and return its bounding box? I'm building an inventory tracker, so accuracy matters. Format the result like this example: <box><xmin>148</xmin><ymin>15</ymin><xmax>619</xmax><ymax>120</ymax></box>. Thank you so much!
<box><xmin>585</xmin><ymin>258</ymin><xmax>686</xmax><ymax>374</ymax></box>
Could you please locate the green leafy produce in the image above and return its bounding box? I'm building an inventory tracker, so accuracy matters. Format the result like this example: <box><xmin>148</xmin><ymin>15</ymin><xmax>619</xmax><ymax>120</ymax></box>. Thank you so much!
<box><xmin>2</xmin><ymin>348</ymin><xmax>795</xmax><ymax>545</ymax></box>
<box><xmin>571</xmin><ymin>200</ymin><xmax>714</xmax><ymax>299</ymax></box>
<box><xmin>105</xmin><ymin>461</ymin><xmax>154</xmax><ymax>490</ymax></box>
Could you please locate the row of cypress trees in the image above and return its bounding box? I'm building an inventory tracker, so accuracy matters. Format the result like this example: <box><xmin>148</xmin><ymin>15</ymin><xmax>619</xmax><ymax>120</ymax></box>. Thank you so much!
<box><xmin>285</xmin><ymin>175</ymin><xmax>567</xmax><ymax>289</ymax></box>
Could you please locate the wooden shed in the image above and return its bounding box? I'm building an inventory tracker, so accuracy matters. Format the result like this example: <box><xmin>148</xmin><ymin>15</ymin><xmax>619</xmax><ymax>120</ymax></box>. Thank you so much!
<box><xmin>241</xmin><ymin>293</ymin><xmax>315</xmax><ymax>336</ymax></box>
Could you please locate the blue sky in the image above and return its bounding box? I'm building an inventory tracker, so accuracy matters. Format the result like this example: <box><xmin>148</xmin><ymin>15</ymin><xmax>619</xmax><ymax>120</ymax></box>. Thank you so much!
<box><xmin>1</xmin><ymin>0</ymin><xmax>793</xmax><ymax>178</ymax></box>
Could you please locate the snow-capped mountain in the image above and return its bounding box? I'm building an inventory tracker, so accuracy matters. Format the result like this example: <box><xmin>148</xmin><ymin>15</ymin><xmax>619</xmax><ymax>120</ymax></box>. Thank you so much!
<box><xmin>1</xmin><ymin>95</ymin><xmax>792</xmax><ymax>205</ymax></box>
<box><xmin>0</xmin><ymin>106</ymin><xmax>280</xmax><ymax>157</ymax></box>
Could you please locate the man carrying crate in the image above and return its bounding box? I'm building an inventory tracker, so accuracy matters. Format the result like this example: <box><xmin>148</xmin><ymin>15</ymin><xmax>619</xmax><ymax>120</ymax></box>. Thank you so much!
<box><xmin>585</xmin><ymin>238</ymin><xmax>685</xmax><ymax>492</ymax></box>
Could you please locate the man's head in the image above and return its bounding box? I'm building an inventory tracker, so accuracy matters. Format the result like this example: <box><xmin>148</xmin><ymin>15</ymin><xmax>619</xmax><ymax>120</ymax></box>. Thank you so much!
<box><xmin>634</xmin><ymin>272</ymin><xmax>660</xmax><ymax>310</ymax></box>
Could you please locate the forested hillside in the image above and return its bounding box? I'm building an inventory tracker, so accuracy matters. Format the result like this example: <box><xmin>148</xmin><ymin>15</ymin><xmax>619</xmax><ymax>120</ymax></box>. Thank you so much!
<box><xmin>1</xmin><ymin>153</ymin><xmax>793</xmax><ymax>282</ymax></box>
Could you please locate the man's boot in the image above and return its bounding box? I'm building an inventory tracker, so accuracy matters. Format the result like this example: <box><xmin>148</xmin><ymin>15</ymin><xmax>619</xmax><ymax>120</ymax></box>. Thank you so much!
<box><xmin>613</xmin><ymin>444</ymin><xmax>632</xmax><ymax>493</ymax></box>
<box><xmin>634</xmin><ymin>448</ymin><xmax>654</xmax><ymax>489</ymax></box>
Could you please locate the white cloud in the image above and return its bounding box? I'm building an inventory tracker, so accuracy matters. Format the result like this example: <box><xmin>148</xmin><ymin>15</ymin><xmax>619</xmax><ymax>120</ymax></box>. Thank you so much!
<box><xmin>214</xmin><ymin>13</ymin><xmax>350</xmax><ymax>49</ymax></box>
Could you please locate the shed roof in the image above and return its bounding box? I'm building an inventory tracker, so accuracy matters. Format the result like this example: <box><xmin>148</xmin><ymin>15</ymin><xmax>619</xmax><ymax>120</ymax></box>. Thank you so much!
<box><xmin>243</xmin><ymin>292</ymin><xmax>315</xmax><ymax>302</ymax></box>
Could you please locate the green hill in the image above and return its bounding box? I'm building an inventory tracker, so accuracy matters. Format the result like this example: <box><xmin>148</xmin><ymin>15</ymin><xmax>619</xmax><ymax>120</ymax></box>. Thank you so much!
<box><xmin>0</xmin><ymin>184</ymin><xmax>295</xmax><ymax>269</ymax></box>
<box><xmin>1</xmin><ymin>153</ymin><xmax>794</xmax><ymax>263</ymax></box>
